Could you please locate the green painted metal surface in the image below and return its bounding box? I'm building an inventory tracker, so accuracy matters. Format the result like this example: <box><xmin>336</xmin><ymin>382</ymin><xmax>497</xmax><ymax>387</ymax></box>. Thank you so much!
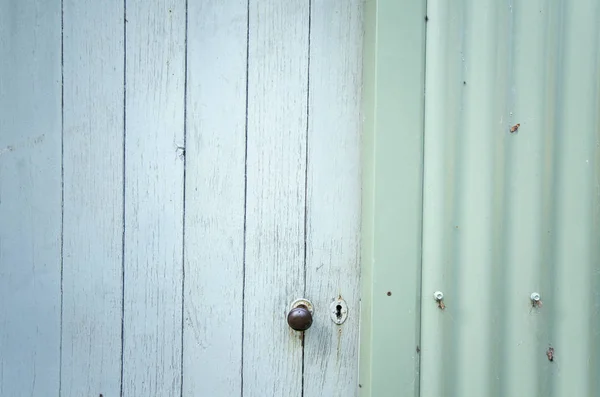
<box><xmin>359</xmin><ymin>0</ymin><xmax>427</xmax><ymax>396</ymax></box>
<box><xmin>420</xmin><ymin>1</ymin><xmax>600</xmax><ymax>396</ymax></box>
<box><xmin>362</xmin><ymin>0</ymin><xmax>600</xmax><ymax>396</ymax></box>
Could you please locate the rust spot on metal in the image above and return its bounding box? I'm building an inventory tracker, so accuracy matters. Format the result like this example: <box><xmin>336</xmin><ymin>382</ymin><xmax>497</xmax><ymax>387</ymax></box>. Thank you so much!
<box><xmin>547</xmin><ymin>346</ymin><xmax>554</xmax><ymax>362</ymax></box>
<box><xmin>510</xmin><ymin>123</ymin><xmax>521</xmax><ymax>133</ymax></box>
<box><xmin>336</xmin><ymin>327</ymin><xmax>343</xmax><ymax>361</ymax></box>
<box><xmin>434</xmin><ymin>291</ymin><xmax>445</xmax><ymax>310</ymax></box>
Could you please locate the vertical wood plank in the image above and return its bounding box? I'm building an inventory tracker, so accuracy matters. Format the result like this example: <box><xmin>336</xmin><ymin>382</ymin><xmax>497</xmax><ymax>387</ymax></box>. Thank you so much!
<box><xmin>61</xmin><ymin>1</ymin><xmax>124</xmax><ymax>396</ymax></box>
<box><xmin>182</xmin><ymin>1</ymin><xmax>247</xmax><ymax>395</ymax></box>
<box><xmin>303</xmin><ymin>1</ymin><xmax>363</xmax><ymax>396</ymax></box>
<box><xmin>122</xmin><ymin>0</ymin><xmax>185</xmax><ymax>395</ymax></box>
<box><xmin>0</xmin><ymin>1</ymin><xmax>62</xmax><ymax>395</ymax></box>
<box><xmin>243</xmin><ymin>1</ymin><xmax>309</xmax><ymax>395</ymax></box>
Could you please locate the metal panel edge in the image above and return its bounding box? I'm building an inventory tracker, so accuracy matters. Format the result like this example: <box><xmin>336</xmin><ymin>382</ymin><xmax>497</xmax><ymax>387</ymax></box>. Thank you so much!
<box><xmin>359</xmin><ymin>0</ymin><xmax>427</xmax><ymax>395</ymax></box>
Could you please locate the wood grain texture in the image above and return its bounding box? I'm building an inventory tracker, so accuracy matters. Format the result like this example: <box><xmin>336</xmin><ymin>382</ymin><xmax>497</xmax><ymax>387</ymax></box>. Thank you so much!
<box><xmin>182</xmin><ymin>1</ymin><xmax>247</xmax><ymax>395</ymax></box>
<box><xmin>122</xmin><ymin>0</ymin><xmax>185</xmax><ymax>395</ymax></box>
<box><xmin>303</xmin><ymin>1</ymin><xmax>363</xmax><ymax>396</ymax></box>
<box><xmin>243</xmin><ymin>1</ymin><xmax>310</xmax><ymax>396</ymax></box>
<box><xmin>0</xmin><ymin>1</ymin><xmax>62</xmax><ymax>395</ymax></box>
<box><xmin>61</xmin><ymin>1</ymin><xmax>124</xmax><ymax>396</ymax></box>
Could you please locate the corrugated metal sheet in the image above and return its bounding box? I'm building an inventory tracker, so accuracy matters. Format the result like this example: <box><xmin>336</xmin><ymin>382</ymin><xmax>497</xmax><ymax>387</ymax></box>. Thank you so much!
<box><xmin>420</xmin><ymin>0</ymin><xmax>600</xmax><ymax>396</ymax></box>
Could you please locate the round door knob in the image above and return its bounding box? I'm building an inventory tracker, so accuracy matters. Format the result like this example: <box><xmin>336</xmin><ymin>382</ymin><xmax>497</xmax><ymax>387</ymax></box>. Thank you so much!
<box><xmin>287</xmin><ymin>299</ymin><xmax>314</xmax><ymax>331</ymax></box>
<box><xmin>287</xmin><ymin>305</ymin><xmax>313</xmax><ymax>331</ymax></box>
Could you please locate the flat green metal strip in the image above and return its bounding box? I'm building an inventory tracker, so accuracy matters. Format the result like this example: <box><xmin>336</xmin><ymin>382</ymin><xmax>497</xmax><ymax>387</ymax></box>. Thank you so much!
<box><xmin>359</xmin><ymin>0</ymin><xmax>427</xmax><ymax>395</ymax></box>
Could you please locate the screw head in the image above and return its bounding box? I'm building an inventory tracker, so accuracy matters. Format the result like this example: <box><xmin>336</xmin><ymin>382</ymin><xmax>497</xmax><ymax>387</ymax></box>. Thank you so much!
<box><xmin>530</xmin><ymin>292</ymin><xmax>541</xmax><ymax>302</ymax></box>
<box><xmin>433</xmin><ymin>291</ymin><xmax>444</xmax><ymax>301</ymax></box>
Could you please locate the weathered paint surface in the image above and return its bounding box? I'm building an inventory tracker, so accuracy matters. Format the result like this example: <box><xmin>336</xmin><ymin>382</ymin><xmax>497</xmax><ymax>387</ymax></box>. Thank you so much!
<box><xmin>420</xmin><ymin>1</ymin><xmax>600</xmax><ymax>396</ymax></box>
<box><xmin>242</xmin><ymin>1</ymin><xmax>309</xmax><ymax>395</ymax></box>
<box><xmin>303</xmin><ymin>1</ymin><xmax>362</xmax><ymax>396</ymax></box>
<box><xmin>182</xmin><ymin>0</ymin><xmax>247</xmax><ymax>395</ymax></box>
<box><xmin>0</xmin><ymin>0</ymin><xmax>62</xmax><ymax>395</ymax></box>
<box><xmin>121</xmin><ymin>1</ymin><xmax>186</xmax><ymax>395</ymax></box>
<box><xmin>61</xmin><ymin>0</ymin><xmax>124</xmax><ymax>395</ymax></box>
<box><xmin>0</xmin><ymin>0</ymin><xmax>363</xmax><ymax>396</ymax></box>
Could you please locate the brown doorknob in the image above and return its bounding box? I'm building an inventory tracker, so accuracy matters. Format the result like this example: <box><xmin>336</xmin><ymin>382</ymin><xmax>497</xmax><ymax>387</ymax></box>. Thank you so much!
<box><xmin>287</xmin><ymin>305</ymin><xmax>313</xmax><ymax>331</ymax></box>
<box><xmin>287</xmin><ymin>299</ymin><xmax>314</xmax><ymax>331</ymax></box>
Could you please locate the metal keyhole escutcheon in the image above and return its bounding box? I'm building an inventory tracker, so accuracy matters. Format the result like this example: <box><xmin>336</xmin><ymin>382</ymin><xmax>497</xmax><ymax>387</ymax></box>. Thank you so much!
<box><xmin>287</xmin><ymin>299</ymin><xmax>314</xmax><ymax>331</ymax></box>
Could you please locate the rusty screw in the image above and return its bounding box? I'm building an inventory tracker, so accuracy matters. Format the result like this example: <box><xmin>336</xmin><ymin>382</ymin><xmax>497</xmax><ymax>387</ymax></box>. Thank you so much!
<box><xmin>434</xmin><ymin>291</ymin><xmax>445</xmax><ymax>310</ymax></box>
<box><xmin>530</xmin><ymin>292</ymin><xmax>542</xmax><ymax>308</ymax></box>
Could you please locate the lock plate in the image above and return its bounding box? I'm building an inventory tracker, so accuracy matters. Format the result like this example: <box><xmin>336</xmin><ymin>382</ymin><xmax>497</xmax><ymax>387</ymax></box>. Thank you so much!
<box><xmin>330</xmin><ymin>298</ymin><xmax>348</xmax><ymax>325</ymax></box>
<box><xmin>290</xmin><ymin>298</ymin><xmax>314</xmax><ymax>314</ymax></box>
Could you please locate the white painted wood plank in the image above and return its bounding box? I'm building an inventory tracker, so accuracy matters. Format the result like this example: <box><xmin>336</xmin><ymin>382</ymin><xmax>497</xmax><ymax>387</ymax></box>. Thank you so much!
<box><xmin>61</xmin><ymin>1</ymin><xmax>124</xmax><ymax>396</ymax></box>
<box><xmin>122</xmin><ymin>1</ymin><xmax>185</xmax><ymax>395</ymax></box>
<box><xmin>182</xmin><ymin>1</ymin><xmax>247</xmax><ymax>395</ymax></box>
<box><xmin>303</xmin><ymin>1</ymin><xmax>363</xmax><ymax>396</ymax></box>
<box><xmin>0</xmin><ymin>1</ymin><xmax>62</xmax><ymax>396</ymax></box>
<box><xmin>243</xmin><ymin>1</ymin><xmax>310</xmax><ymax>396</ymax></box>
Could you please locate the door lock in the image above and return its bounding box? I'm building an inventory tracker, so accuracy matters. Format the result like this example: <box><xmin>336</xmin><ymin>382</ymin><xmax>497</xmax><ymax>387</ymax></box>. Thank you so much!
<box><xmin>287</xmin><ymin>299</ymin><xmax>313</xmax><ymax>331</ymax></box>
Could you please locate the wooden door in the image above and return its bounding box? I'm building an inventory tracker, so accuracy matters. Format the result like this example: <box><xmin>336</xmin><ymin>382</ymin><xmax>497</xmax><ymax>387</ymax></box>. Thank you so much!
<box><xmin>0</xmin><ymin>1</ymin><xmax>363</xmax><ymax>396</ymax></box>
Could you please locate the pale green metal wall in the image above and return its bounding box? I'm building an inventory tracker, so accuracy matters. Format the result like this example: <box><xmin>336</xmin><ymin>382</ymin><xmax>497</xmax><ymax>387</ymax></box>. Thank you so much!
<box><xmin>361</xmin><ymin>0</ymin><xmax>600</xmax><ymax>396</ymax></box>
<box><xmin>421</xmin><ymin>0</ymin><xmax>600</xmax><ymax>396</ymax></box>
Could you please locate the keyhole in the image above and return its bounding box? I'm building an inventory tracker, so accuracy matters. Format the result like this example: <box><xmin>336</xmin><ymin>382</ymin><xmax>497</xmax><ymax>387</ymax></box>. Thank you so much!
<box><xmin>330</xmin><ymin>299</ymin><xmax>348</xmax><ymax>324</ymax></box>
<box><xmin>335</xmin><ymin>304</ymin><xmax>342</xmax><ymax>319</ymax></box>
